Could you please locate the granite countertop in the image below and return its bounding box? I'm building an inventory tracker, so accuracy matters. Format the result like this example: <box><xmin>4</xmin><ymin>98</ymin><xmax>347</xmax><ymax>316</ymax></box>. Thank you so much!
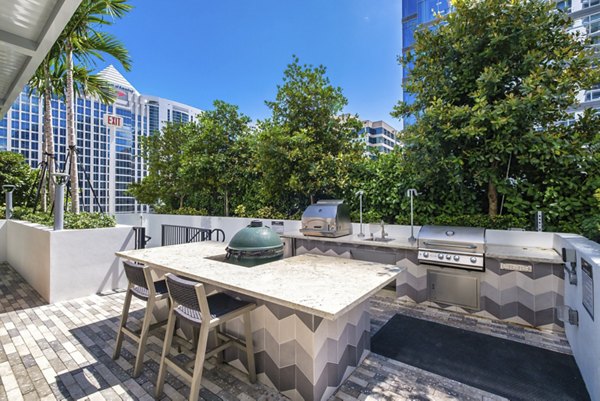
<box><xmin>116</xmin><ymin>242</ymin><xmax>402</xmax><ymax>320</ymax></box>
<box><xmin>282</xmin><ymin>231</ymin><xmax>419</xmax><ymax>250</ymax></box>
<box><xmin>485</xmin><ymin>245</ymin><xmax>562</xmax><ymax>264</ymax></box>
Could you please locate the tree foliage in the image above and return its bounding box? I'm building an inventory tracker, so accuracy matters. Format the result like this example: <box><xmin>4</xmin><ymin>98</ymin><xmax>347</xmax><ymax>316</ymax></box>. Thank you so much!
<box><xmin>392</xmin><ymin>0</ymin><xmax>600</xmax><ymax>232</ymax></box>
<box><xmin>255</xmin><ymin>57</ymin><xmax>364</xmax><ymax>215</ymax></box>
<box><xmin>0</xmin><ymin>152</ymin><xmax>34</xmax><ymax>207</ymax></box>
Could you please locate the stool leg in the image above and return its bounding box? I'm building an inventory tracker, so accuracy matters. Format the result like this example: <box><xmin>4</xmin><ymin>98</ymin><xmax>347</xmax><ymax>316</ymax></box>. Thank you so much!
<box><xmin>189</xmin><ymin>324</ymin><xmax>210</xmax><ymax>401</ymax></box>
<box><xmin>244</xmin><ymin>311</ymin><xmax>256</xmax><ymax>384</ymax></box>
<box><xmin>133</xmin><ymin>296</ymin><xmax>155</xmax><ymax>377</ymax></box>
<box><xmin>155</xmin><ymin>308</ymin><xmax>176</xmax><ymax>398</ymax></box>
<box><xmin>214</xmin><ymin>325</ymin><xmax>223</xmax><ymax>364</ymax></box>
<box><xmin>113</xmin><ymin>288</ymin><xmax>133</xmax><ymax>360</ymax></box>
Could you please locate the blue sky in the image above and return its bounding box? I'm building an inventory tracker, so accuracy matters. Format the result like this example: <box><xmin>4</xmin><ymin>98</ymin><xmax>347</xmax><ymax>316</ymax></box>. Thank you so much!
<box><xmin>102</xmin><ymin>0</ymin><xmax>402</xmax><ymax>127</ymax></box>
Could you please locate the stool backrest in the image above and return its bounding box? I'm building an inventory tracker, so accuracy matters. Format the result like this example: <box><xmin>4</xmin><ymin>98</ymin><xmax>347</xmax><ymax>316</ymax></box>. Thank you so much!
<box><xmin>165</xmin><ymin>274</ymin><xmax>211</xmax><ymax>321</ymax></box>
<box><xmin>123</xmin><ymin>260</ymin><xmax>149</xmax><ymax>289</ymax></box>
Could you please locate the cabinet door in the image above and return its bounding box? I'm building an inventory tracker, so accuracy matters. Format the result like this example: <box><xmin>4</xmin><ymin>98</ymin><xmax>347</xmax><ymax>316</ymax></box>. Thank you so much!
<box><xmin>428</xmin><ymin>270</ymin><xmax>479</xmax><ymax>310</ymax></box>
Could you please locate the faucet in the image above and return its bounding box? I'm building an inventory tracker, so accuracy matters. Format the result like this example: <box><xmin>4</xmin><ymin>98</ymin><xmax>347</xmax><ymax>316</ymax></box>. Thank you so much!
<box><xmin>380</xmin><ymin>220</ymin><xmax>388</xmax><ymax>240</ymax></box>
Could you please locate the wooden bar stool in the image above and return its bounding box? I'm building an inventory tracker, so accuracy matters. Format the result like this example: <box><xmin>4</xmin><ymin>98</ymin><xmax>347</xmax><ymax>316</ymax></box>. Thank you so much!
<box><xmin>113</xmin><ymin>260</ymin><xmax>169</xmax><ymax>377</ymax></box>
<box><xmin>155</xmin><ymin>274</ymin><xmax>256</xmax><ymax>401</ymax></box>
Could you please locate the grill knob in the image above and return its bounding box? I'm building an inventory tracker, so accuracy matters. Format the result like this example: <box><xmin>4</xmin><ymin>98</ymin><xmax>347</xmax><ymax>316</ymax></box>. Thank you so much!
<box><xmin>423</xmin><ymin>252</ymin><xmax>429</xmax><ymax>258</ymax></box>
<box><xmin>445</xmin><ymin>254</ymin><xmax>451</xmax><ymax>260</ymax></box>
<box><xmin>438</xmin><ymin>253</ymin><xmax>444</xmax><ymax>260</ymax></box>
<box><xmin>470</xmin><ymin>257</ymin><xmax>477</xmax><ymax>263</ymax></box>
<box><xmin>453</xmin><ymin>255</ymin><xmax>460</xmax><ymax>261</ymax></box>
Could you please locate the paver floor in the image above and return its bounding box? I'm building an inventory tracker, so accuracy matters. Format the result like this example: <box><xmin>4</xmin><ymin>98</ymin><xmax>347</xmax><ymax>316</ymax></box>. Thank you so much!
<box><xmin>0</xmin><ymin>263</ymin><xmax>571</xmax><ymax>401</ymax></box>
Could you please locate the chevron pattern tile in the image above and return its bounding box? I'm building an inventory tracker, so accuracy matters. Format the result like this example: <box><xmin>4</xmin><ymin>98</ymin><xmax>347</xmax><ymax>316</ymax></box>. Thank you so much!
<box><xmin>221</xmin><ymin>299</ymin><xmax>370</xmax><ymax>401</ymax></box>
<box><xmin>292</xmin><ymin>241</ymin><xmax>565</xmax><ymax>332</ymax></box>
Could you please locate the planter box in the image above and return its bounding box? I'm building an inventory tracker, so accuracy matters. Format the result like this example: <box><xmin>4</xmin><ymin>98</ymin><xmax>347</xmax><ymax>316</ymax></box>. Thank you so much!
<box><xmin>4</xmin><ymin>220</ymin><xmax>134</xmax><ymax>303</ymax></box>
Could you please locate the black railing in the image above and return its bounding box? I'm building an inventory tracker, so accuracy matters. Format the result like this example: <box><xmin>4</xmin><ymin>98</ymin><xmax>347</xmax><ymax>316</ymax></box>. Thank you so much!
<box><xmin>133</xmin><ymin>226</ymin><xmax>151</xmax><ymax>249</ymax></box>
<box><xmin>161</xmin><ymin>224</ymin><xmax>226</xmax><ymax>246</ymax></box>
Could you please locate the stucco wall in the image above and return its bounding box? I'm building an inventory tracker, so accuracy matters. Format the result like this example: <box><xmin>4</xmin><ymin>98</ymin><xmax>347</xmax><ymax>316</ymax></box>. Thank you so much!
<box><xmin>48</xmin><ymin>225</ymin><xmax>134</xmax><ymax>302</ymax></box>
<box><xmin>558</xmin><ymin>234</ymin><xmax>600</xmax><ymax>401</ymax></box>
<box><xmin>0</xmin><ymin>220</ymin><xmax>6</xmax><ymax>262</ymax></box>
<box><xmin>5</xmin><ymin>220</ymin><xmax>134</xmax><ymax>303</ymax></box>
<box><xmin>117</xmin><ymin>213</ymin><xmax>302</xmax><ymax>248</ymax></box>
<box><xmin>6</xmin><ymin>220</ymin><xmax>52</xmax><ymax>301</ymax></box>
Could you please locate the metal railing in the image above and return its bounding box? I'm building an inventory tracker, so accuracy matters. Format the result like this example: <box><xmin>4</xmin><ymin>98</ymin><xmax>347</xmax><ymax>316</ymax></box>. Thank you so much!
<box><xmin>133</xmin><ymin>227</ymin><xmax>152</xmax><ymax>249</ymax></box>
<box><xmin>161</xmin><ymin>224</ymin><xmax>225</xmax><ymax>246</ymax></box>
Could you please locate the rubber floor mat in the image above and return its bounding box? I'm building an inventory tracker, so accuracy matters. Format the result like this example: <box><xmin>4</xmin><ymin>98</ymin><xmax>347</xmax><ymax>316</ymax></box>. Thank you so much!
<box><xmin>371</xmin><ymin>314</ymin><xmax>589</xmax><ymax>401</ymax></box>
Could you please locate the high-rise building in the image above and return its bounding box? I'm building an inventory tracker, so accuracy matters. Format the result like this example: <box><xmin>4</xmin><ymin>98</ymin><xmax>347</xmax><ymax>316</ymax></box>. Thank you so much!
<box><xmin>568</xmin><ymin>0</ymin><xmax>600</xmax><ymax>112</ymax></box>
<box><xmin>401</xmin><ymin>1</ymin><xmax>451</xmax><ymax>127</ymax></box>
<box><xmin>0</xmin><ymin>65</ymin><xmax>202</xmax><ymax>214</ymax></box>
<box><xmin>360</xmin><ymin>120</ymin><xmax>400</xmax><ymax>156</ymax></box>
<box><xmin>400</xmin><ymin>0</ymin><xmax>599</xmax><ymax>126</ymax></box>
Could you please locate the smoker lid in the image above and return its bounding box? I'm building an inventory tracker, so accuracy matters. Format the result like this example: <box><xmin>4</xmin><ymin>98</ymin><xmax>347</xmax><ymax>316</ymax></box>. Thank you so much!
<box><xmin>226</xmin><ymin>221</ymin><xmax>283</xmax><ymax>253</ymax></box>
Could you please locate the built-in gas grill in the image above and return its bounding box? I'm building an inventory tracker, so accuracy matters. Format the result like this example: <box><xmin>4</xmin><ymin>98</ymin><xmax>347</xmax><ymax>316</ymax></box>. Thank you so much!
<box><xmin>418</xmin><ymin>225</ymin><xmax>486</xmax><ymax>271</ymax></box>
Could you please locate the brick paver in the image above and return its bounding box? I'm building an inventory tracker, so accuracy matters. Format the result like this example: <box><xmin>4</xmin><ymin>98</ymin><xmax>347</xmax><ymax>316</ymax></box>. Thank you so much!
<box><xmin>0</xmin><ymin>263</ymin><xmax>571</xmax><ymax>401</ymax></box>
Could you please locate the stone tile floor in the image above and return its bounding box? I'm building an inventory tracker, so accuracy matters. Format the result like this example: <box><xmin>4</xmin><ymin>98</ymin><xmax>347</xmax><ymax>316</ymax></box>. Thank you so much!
<box><xmin>0</xmin><ymin>263</ymin><xmax>570</xmax><ymax>401</ymax></box>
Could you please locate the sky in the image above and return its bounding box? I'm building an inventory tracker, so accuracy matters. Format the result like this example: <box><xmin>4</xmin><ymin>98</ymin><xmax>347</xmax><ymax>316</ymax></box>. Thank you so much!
<box><xmin>102</xmin><ymin>0</ymin><xmax>403</xmax><ymax>127</ymax></box>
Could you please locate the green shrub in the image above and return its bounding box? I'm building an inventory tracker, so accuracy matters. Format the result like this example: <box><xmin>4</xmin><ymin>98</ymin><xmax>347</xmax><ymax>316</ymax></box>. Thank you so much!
<box><xmin>153</xmin><ymin>206</ymin><xmax>207</xmax><ymax>215</ymax></box>
<box><xmin>1</xmin><ymin>207</ymin><xmax>115</xmax><ymax>229</ymax></box>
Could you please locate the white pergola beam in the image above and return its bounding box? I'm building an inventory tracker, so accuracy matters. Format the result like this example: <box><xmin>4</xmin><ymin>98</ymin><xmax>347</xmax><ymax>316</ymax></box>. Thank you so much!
<box><xmin>0</xmin><ymin>0</ymin><xmax>82</xmax><ymax>118</ymax></box>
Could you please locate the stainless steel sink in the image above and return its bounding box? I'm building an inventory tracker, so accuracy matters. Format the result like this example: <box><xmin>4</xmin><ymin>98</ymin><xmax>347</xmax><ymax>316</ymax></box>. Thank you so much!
<box><xmin>362</xmin><ymin>237</ymin><xmax>395</xmax><ymax>243</ymax></box>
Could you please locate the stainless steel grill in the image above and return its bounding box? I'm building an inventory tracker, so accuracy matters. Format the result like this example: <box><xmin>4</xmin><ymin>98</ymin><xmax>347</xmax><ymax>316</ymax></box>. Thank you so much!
<box><xmin>418</xmin><ymin>225</ymin><xmax>486</xmax><ymax>271</ymax></box>
<box><xmin>300</xmin><ymin>200</ymin><xmax>352</xmax><ymax>238</ymax></box>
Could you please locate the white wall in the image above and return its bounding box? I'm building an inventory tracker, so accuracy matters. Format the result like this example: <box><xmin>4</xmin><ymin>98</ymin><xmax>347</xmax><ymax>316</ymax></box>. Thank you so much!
<box><xmin>0</xmin><ymin>220</ymin><xmax>6</xmax><ymax>262</ymax></box>
<box><xmin>557</xmin><ymin>234</ymin><xmax>600</xmax><ymax>401</ymax></box>
<box><xmin>117</xmin><ymin>213</ymin><xmax>302</xmax><ymax>248</ymax></box>
<box><xmin>5</xmin><ymin>220</ymin><xmax>134</xmax><ymax>303</ymax></box>
<box><xmin>6</xmin><ymin>221</ymin><xmax>52</xmax><ymax>300</ymax></box>
<box><xmin>49</xmin><ymin>225</ymin><xmax>133</xmax><ymax>302</ymax></box>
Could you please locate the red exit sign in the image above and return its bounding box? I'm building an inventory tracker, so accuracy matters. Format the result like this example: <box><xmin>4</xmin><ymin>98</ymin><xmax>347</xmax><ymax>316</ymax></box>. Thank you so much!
<box><xmin>103</xmin><ymin>115</ymin><xmax>123</xmax><ymax>128</ymax></box>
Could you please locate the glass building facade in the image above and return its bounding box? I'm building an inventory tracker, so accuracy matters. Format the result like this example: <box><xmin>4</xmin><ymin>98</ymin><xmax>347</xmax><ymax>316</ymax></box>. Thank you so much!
<box><xmin>0</xmin><ymin>65</ymin><xmax>202</xmax><ymax>214</ymax></box>
<box><xmin>359</xmin><ymin>120</ymin><xmax>400</xmax><ymax>157</ymax></box>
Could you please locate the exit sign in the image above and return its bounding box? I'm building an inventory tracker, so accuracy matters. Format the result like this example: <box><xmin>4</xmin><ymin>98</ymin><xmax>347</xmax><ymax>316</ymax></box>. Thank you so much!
<box><xmin>103</xmin><ymin>115</ymin><xmax>123</xmax><ymax>128</ymax></box>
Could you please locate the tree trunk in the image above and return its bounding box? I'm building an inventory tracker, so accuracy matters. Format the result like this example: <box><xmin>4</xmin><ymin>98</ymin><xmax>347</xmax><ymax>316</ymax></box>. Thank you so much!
<box><xmin>43</xmin><ymin>66</ymin><xmax>56</xmax><ymax>208</ymax></box>
<box><xmin>224</xmin><ymin>189</ymin><xmax>229</xmax><ymax>217</ymax></box>
<box><xmin>488</xmin><ymin>179</ymin><xmax>498</xmax><ymax>217</ymax></box>
<box><xmin>66</xmin><ymin>41</ymin><xmax>79</xmax><ymax>213</ymax></box>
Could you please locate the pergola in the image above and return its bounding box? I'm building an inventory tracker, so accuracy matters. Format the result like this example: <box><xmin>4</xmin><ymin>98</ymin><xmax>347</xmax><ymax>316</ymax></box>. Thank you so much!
<box><xmin>0</xmin><ymin>0</ymin><xmax>82</xmax><ymax>118</ymax></box>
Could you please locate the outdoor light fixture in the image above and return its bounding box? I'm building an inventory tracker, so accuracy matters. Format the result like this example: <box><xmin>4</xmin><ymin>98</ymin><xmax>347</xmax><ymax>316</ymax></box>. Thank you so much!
<box><xmin>3</xmin><ymin>184</ymin><xmax>15</xmax><ymax>220</ymax></box>
<box><xmin>51</xmin><ymin>173</ymin><xmax>69</xmax><ymax>231</ymax></box>
<box><xmin>406</xmin><ymin>188</ymin><xmax>418</xmax><ymax>243</ymax></box>
<box><xmin>356</xmin><ymin>190</ymin><xmax>365</xmax><ymax>237</ymax></box>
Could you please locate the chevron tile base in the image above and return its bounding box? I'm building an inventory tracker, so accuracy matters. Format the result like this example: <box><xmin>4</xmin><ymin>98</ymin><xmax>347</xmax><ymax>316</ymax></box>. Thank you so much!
<box><xmin>220</xmin><ymin>298</ymin><xmax>370</xmax><ymax>401</ymax></box>
<box><xmin>292</xmin><ymin>238</ymin><xmax>565</xmax><ymax>332</ymax></box>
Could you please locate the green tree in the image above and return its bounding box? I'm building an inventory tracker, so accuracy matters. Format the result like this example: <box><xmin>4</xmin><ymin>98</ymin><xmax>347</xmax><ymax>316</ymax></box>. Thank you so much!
<box><xmin>393</xmin><ymin>0</ymin><xmax>600</xmax><ymax>231</ymax></box>
<box><xmin>256</xmin><ymin>57</ymin><xmax>364</xmax><ymax>215</ymax></box>
<box><xmin>129</xmin><ymin>122</ymin><xmax>197</xmax><ymax>209</ymax></box>
<box><xmin>58</xmin><ymin>0</ymin><xmax>132</xmax><ymax>213</ymax></box>
<box><xmin>182</xmin><ymin>101</ymin><xmax>252</xmax><ymax>216</ymax></box>
<box><xmin>0</xmin><ymin>152</ymin><xmax>34</xmax><ymax>207</ymax></box>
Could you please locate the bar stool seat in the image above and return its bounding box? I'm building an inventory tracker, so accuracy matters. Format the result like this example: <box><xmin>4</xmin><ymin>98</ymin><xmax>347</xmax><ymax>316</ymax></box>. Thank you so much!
<box><xmin>113</xmin><ymin>260</ymin><xmax>169</xmax><ymax>377</ymax></box>
<box><xmin>156</xmin><ymin>274</ymin><xmax>257</xmax><ymax>401</ymax></box>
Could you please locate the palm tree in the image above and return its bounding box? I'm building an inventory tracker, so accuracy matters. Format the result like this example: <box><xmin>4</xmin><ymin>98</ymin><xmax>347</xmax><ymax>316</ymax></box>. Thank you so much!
<box><xmin>28</xmin><ymin>47</ymin><xmax>121</xmax><ymax>213</ymax></box>
<box><xmin>58</xmin><ymin>0</ymin><xmax>132</xmax><ymax>213</ymax></box>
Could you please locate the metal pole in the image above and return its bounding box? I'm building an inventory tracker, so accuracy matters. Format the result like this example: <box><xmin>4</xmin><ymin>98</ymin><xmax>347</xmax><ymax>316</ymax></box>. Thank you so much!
<box><xmin>407</xmin><ymin>189</ymin><xmax>417</xmax><ymax>243</ymax></box>
<box><xmin>51</xmin><ymin>173</ymin><xmax>69</xmax><ymax>231</ymax></box>
<box><xmin>356</xmin><ymin>190</ymin><xmax>364</xmax><ymax>237</ymax></box>
<box><xmin>3</xmin><ymin>185</ymin><xmax>15</xmax><ymax>219</ymax></box>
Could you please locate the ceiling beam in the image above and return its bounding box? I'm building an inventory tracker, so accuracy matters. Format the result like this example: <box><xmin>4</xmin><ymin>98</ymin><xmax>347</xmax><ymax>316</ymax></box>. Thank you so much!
<box><xmin>0</xmin><ymin>0</ymin><xmax>82</xmax><ymax>118</ymax></box>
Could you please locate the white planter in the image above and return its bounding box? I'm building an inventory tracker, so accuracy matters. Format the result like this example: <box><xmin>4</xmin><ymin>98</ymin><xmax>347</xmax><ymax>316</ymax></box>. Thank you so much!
<box><xmin>5</xmin><ymin>220</ymin><xmax>134</xmax><ymax>303</ymax></box>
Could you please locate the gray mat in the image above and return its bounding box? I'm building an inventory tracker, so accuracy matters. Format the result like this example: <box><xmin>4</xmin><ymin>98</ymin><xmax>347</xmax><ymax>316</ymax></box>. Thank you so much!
<box><xmin>372</xmin><ymin>314</ymin><xmax>589</xmax><ymax>401</ymax></box>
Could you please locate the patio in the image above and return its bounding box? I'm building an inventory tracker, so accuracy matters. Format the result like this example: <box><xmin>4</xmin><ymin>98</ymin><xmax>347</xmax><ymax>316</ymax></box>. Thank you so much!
<box><xmin>0</xmin><ymin>261</ymin><xmax>573</xmax><ymax>401</ymax></box>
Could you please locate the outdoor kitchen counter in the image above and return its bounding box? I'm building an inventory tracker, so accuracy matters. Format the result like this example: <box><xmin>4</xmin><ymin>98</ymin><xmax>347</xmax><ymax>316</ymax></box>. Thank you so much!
<box><xmin>117</xmin><ymin>241</ymin><xmax>402</xmax><ymax>401</ymax></box>
<box><xmin>485</xmin><ymin>244</ymin><xmax>562</xmax><ymax>264</ymax></box>
<box><xmin>116</xmin><ymin>241</ymin><xmax>402</xmax><ymax>320</ymax></box>
<box><xmin>282</xmin><ymin>231</ymin><xmax>418</xmax><ymax>250</ymax></box>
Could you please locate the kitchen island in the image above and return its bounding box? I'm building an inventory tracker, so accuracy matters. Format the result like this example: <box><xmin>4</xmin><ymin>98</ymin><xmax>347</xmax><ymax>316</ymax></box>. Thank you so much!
<box><xmin>116</xmin><ymin>242</ymin><xmax>402</xmax><ymax>401</ymax></box>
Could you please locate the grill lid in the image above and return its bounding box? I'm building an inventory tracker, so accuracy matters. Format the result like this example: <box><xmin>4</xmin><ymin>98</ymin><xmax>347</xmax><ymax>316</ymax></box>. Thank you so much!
<box><xmin>418</xmin><ymin>225</ymin><xmax>485</xmax><ymax>254</ymax></box>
